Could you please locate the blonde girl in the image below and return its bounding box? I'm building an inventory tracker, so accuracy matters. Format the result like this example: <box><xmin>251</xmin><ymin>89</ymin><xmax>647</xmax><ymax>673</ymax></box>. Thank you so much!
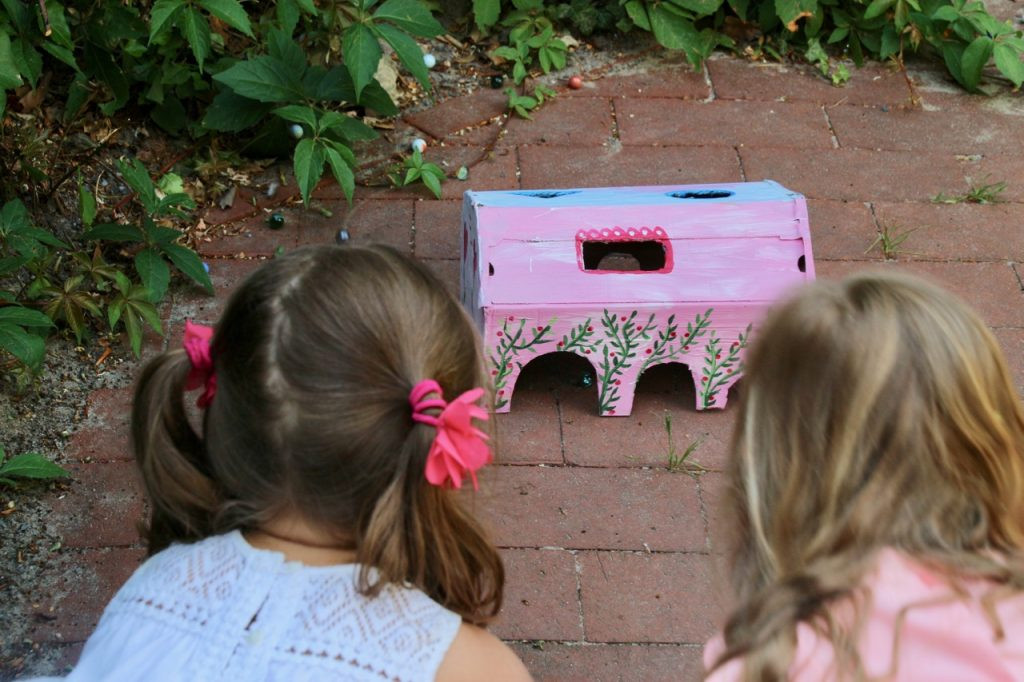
<box><xmin>705</xmin><ymin>271</ymin><xmax>1024</xmax><ymax>680</ymax></box>
<box><xmin>49</xmin><ymin>245</ymin><xmax>530</xmax><ymax>682</ymax></box>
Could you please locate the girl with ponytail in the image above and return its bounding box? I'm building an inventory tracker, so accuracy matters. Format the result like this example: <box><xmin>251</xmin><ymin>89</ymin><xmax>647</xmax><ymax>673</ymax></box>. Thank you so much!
<box><xmin>53</xmin><ymin>244</ymin><xmax>530</xmax><ymax>681</ymax></box>
<box><xmin>705</xmin><ymin>272</ymin><xmax>1024</xmax><ymax>681</ymax></box>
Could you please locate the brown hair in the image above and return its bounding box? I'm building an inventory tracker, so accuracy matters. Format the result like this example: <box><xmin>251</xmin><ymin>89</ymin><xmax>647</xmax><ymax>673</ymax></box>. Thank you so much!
<box><xmin>709</xmin><ymin>271</ymin><xmax>1024</xmax><ymax>680</ymax></box>
<box><xmin>131</xmin><ymin>244</ymin><xmax>503</xmax><ymax>624</ymax></box>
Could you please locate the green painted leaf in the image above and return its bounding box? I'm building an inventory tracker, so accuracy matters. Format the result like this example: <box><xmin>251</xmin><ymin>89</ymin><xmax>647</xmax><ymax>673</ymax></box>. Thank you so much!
<box><xmin>149</xmin><ymin>0</ymin><xmax>186</xmax><ymax>42</ymax></box>
<box><xmin>0</xmin><ymin>307</ymin><xmax>54</xmax><ymax>328</ymax></box>
<box><xmin>373</xmin><ymin>0</ymin><xmax>444</xmax><ymax>37</ymax></box>
<box><xmin>181</xmin><ymin>8</ymin><xmax>212</xmax><ymax>71</ymax></box>
<box><xmin>83</xmin><ymin>223</ymin><xmax>145</xmax><ymax>242</ymax></box>
<box><xmin>473</xmin><ymin>0</ymin><xmax>501</xmax><ymax>29</ymax></box>
<box><xmin>198</xmin><ymin>0</ymin><xmax>254</xmax><ymax>37</ymax></box>
<box><xmin>994</xmin><ymin>41</ymin><xmax>1024</xmax><ymax>88</ymax></box>
<box><xmin>214</xmin><ymin>55</ymin><xmax>306</xmax><ymax>102</ymax></box>
<box><xmin>342</xmin><ymin>23</ymin><xmax>382</xmax><ymax>100</ymax></box>
<box><xmin>293</xmin><ymin>138</ymin><xmax>325</xmax><ymax>205</ymax></box>
<box><xmin>135</xmin><ymin>248</ymin><xmax>170</xmax><ymax>303</ymax></box>
<box><xmin>961</xmin><ymin>35</ymin><xmax>993</xmax><ymax>90</ymax></box>
<box><xmin>0</xmin><ymin>453</ymin><xmax>69</xmax><ymax>480</ymax></box>
<box><xmin>375</xmin><ymin>23</ymin><xmax>431</xmax><ymax>90</ymax></box>
<box><xmin>324</xmin><ymin>146</ymin><xmax>355</xmax><ymax>203</ymax></box>
<box><xmin>162</xmin><ymin>243</ymin><xmax>214</xmax><ymax>294</ymax></box>
<box><xmin>0</xmin><ymin>325</ymin><xmax>44</xmax><ymax>369</ymax></box>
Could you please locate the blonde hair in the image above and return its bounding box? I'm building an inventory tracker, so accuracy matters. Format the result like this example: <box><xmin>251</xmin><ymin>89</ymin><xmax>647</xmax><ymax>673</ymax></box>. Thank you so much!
<box><xmin>131</xmin><ymin>245</ymin><xmax>503</xmax><ymax>624</ymax></box>
<box><xmin>711</xmin><ymin>271</ymin><xmax>1024</xmax><ymax>679</ymax></box>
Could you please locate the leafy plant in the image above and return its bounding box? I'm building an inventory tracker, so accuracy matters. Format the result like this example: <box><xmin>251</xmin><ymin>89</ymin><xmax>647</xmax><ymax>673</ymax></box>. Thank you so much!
<box><xmin>664</xmin><ymin>414</ymin><xmax>707</xmax><ymax>476</ymax></box>
<box><xmin>0</xmin><ymin>445</ymin><xmax>69</xmax><ymax>487</ymax></box>
<box><xmin>400</xmin><ymin>149</ymin><xmax>446</xmax><ymax>199</ymax></box>
<box><xmin>0</xmin><ymin>304</ymin><xmax>53</xmax><ymax>372</ymax></box>
<box><xmin>865</xmin><ymin>222</ymin><xmax>916</xmax><ymax>259</ymax></box>
<box><xmin>505</xmin><ymin>83</ymin><xmax>556</xmax><ymax>118</ymax></box>
<box><xmin>932</xmin><ymin>177</ymin><xmax>1007</xmax><ymax>204</ymax></box>
<box><xmin>107</xmin><ymin>271</ymin><xmax>163</xmax><ymax>357</ymax></box>
<box><xmin>82</xmin><ymin>158</ymin><xmax>213</xmax><ymax>303</ymax></box>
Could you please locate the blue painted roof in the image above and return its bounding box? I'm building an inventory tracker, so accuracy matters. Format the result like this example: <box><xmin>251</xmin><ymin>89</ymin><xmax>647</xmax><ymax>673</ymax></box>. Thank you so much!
<box><xmin>466</xmin><ymin>180</ymin><xmax>801</xmax><ymax>208</ymax></box>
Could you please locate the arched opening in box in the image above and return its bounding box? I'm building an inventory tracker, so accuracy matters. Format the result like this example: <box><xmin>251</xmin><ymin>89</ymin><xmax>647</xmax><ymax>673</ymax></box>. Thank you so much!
<box><xmin>582</xmin><ymin>240</ymin><xmax>667</xmax><ymax>272</ymax></box>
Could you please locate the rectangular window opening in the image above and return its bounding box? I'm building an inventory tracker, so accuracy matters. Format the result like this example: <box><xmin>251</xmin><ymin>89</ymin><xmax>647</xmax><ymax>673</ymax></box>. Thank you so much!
<box><xmin>582</xmin><ymin>240</ymin><xmax>667</xmax><ymax>272</ymax></box>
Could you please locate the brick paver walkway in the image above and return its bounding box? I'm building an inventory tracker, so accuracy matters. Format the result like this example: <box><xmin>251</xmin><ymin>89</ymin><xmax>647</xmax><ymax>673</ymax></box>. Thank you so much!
<box><xmin>25</xmin><ymin>51</ymin><xmax>1024</xmax><ymax>680</ymax></box>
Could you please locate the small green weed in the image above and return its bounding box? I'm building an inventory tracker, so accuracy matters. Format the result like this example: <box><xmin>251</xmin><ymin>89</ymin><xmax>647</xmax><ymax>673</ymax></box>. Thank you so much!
<box><xmin>399</xmin><ymin>150</ymin><xmax>446</xmax><ymax>199</ymax></box>
<box><xmin>506</xmin><ymin>83</ymin><xmax>557</xmax><ymax>119</ymax></box>
<box><xmin>865</xmin><ymin>223</ymin><xmax>916</xmax><ymax>260</ymax></box>
<box><xmin>0</xmin><ymin>445</ymin><xmax>69</xmax><ymax>488</ymax></box>
<box><xmin>932</xmin><ymin>178</ymin><xmax>1008</xmax><ymax>204</ymax></box>
<box><xmin>665</xmin><ymin>414</ymin><xmax>707</xmax><ymax>476</ymax></box>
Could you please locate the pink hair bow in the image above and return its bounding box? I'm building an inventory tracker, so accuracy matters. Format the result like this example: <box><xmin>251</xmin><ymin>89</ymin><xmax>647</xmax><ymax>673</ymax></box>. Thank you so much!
<box><xmin>410</xmin><ymin>380</ymin><xmax>492</xmax><ymax>490</ymax></box>
<box><xmin>183</xmin><ymin>320</ymin><xmax>217</xmax><ymax>408</ymax></box>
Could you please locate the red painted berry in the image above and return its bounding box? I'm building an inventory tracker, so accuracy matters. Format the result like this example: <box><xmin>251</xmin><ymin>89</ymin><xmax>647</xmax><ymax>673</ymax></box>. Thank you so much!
<box><xmin>498</xmin><ymin>389</ymin><xmax>505</xmax><ymax>395</ymax></box>
<box><xmin>701</xmin><ymin>377</ymin><xmax>708</xmax><ymax>383</ymax></box>
<box><xmin>537</xmin><ymin>325</ymin><xmax>545</xmax><ymax>331</ymax></box>
<box><xmin>508</xmin><ymin>315</ymin><xmax>515</xmax><ymax>321</ymax></box>
<box><xmin>497</xmin><ymin>331</ymin><xmax>503</xmax><ymax>337</ymax></box>
<box><xmin>726</xmin><ymin>369</ymin><xmax>733</xmax><ymax>374</ymax></box>
<box><xmin>585</xmin><ymin>349</ymin><xmax>591</xmax><ymax>354</ymax></box>
<box><xmin>621</xmin><ymin>316</ymin><xmax>627</xmax><ymax>322</ymax></box>
<box><xmin>491</xmin><ymin>370</ymin><xmax>498</xmax><ymax>376</ymax></box>
<box><xmin>608</xmin><ymin>409</ymin><xmax>615</xmax><ymax>415</ymax></box>
<box><xmin>615</xmin><ymin>379</ymin><xmax>621</xmax><ymax>385</ymax></box>
<box><xmin>670</xmin><ymin>332</ymin><xmax>677</xmax><ymax>338</ymax></box>
<box><xmin>645</xmin><ymin>348</ymin><xmax>653</xmax><ymax>354</ymax></box>
<box><xmin>636</xmin><ymin>324</ymin><xmax>643</xmax><ymax>331</ymax></box>
<box><xmin>684</xmin><ymin>345</ymin><xmax>690</xmax><ymax>351</ymax></box>
<box><xmin>716</xmin><ymin>354</ymin><xmax>721</xmax><ymax>359</ymax></box>
<box><xmin>506</xmin><ymin>362</ymin><xmax>512</xmax><ymax>368</ymax></box>
<box><xmin>732</xmin><ymin>342</ymin><xmax>739</xmax><ymax>348</ymax></box>
<box><xmin>684</xmin><ymin>332</ymin><xmax>690</xmax><ymax>338</ymax></box>
<box><xmin>587</xmin><ymin>326</ymin><xmax>593</xmax><ymax>332</ymax></box>
<box><xmin>557</xmin><ymin>341</ymin><xmax>564</xmax><ymax>347</ymax></box>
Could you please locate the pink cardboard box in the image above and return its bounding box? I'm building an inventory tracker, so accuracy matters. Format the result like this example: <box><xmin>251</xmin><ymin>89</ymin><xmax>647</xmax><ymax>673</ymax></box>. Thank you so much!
<box><xmin>460</xmin><ymin>181</ymin><xmax>815</xmax><ymax>416</ymax></box>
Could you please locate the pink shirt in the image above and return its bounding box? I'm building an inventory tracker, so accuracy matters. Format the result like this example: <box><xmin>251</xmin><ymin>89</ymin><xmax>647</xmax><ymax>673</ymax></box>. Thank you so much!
<box><xmin>704</xmin><ymin>549</ymin><xmax>1024</xmax><ymax>680</ymax></box>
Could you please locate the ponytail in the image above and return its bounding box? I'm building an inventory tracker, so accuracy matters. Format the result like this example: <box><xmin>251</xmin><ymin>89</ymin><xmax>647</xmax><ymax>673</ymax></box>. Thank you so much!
<box><xmin>358</xmin><ymin>409</ymin><xmax>504</xmax><ymax>625</ymax></box>
<box><xmin>131</xmin><ymin>350</ymin><xmax>220</xmax><ymax>554</ymax></box>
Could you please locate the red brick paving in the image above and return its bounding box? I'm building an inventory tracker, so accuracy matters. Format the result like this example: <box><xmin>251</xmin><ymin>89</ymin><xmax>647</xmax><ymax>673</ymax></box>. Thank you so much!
<box><xmin>34</xmin><ymin>51</ymin><xmax>1024</xmax><ymax>681</ymax></box>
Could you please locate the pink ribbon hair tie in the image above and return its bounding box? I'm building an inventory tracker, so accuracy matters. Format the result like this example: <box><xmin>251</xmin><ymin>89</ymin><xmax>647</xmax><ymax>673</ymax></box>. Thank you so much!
<box><xmin>183</xmin><ymin>320</ymin><xmax>217</xmax><ymax>408</ymax></box>
<box><xmin>410</xmin><ymin>379</ymin><xmax>492</xmax><ymax>490</ymax></box>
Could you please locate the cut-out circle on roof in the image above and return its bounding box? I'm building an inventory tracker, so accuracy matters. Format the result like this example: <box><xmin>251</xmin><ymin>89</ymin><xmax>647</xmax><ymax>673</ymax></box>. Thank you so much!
<box><xmin>667</xmin><ymin>190</ymin><xmax>735</xmax><ymax>199</ymax></box>
<box><xmin>512</xmin><ymin>190</ymin><xmax>581</xmax><ymax>199</ymax></box>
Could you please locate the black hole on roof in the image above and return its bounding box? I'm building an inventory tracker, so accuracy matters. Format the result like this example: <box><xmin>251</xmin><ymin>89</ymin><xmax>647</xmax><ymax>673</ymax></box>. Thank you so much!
<box><xmin>513</xmin><ymin>190</ymin><xmax>581</xmax><ymax>199</ymax></box>
<box><xmin>667</xmin><ymin>190</ymin><xmax>735</xmax><ymax>199</ymax></box>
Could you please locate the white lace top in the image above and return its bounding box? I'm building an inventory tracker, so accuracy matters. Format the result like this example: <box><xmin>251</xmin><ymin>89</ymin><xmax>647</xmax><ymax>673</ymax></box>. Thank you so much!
<box><xmin>54</xmin><ymin>531</ymin><xmax>462</xmax><ymax>682</ymax></box>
